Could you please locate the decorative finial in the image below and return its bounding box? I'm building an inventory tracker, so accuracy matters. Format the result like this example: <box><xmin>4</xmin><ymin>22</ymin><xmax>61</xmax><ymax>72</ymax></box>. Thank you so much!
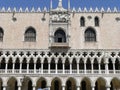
<box><xmin>68</xmin><ymin>0</ymin><xmax>70</xmax><ymax>11</ymax></box>
<box><xmin>58</xmin><ymin>0</ymin><xmax>62</xmax><ymax>8</ymax></box>
<box><xmin>50</xmin><ymin>0</ymin><xmax>52</xmax><ymax>9</ymax></box>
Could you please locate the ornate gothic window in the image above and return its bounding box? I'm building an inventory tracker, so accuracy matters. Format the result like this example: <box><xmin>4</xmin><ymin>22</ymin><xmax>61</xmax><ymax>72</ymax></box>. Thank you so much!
<box><xmin>0</xmin><ymin>28</ymin><xmax>4</xmax><ymax>42</ymax></box>
<box><xmin>95</xmin><ymin>17</ymin><xmax>99</xmax><ymax>26</ymax></box>
<box><xmin>85</xmin><ymin>28</ymin><xmax>96</xmax><ymax>42</ymax></box>
<box><xmin>80</xmin><ymin>17</ymin><xmax>85</xmax><ymax>26</ymax></box>
<box><xmin>54</xmin><ymin>29</ymin><xmax>66</xmax><ymax>43</ymax></box>
<box><xmin>24</xmin><ymin>27</ymin><xmax>36</xmax><ymax>42</ymax></box>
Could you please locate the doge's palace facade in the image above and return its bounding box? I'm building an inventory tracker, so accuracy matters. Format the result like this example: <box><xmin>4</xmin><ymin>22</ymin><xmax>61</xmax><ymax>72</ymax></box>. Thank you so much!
<box><xmin>0</xmin><ymin>0</ymin><xmax>120</xmax><ymax>90</ymax></box>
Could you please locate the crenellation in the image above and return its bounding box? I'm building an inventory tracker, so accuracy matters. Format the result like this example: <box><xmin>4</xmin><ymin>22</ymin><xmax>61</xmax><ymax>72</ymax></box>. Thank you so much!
<box><xmin>19</xmin><ymin>7</ymin><xmax>23</xmax><ymax>12</ymax></box>
<box><xmin>113</xmin><ymin>7</ymin><xmax>118</xmax><ymax>12</ymax></box>
<box><xmin>100</xmin><ymin>7</ymin><xmax>105</xmax><ymax>12</ymax></box>
<box><xmin>7</xmin><ymin>7</ymin><xmax>11</xmax><ymax>12</ymax></box>
<box><xmin>31</xmin><ymin>7</ymin><xmax>35</xmax><ymax>12</ymax></box>
<box><xmin>0</xmin><ymin>7</ymin><xmax>119</xmax><ymax>13</ymax></box>
<box><xmin>37</xmin><ymin>7</ymin><xmax>41</xmax><ymax>12</ymax></box>
<box><xmin>95</xmin><ymin>7</ymin><xmax>99</xmax><ymax>12</ymax></box>
<box><xmin>107</xmin><ymin>7</ymin><xmax>111</xmax><ymax>12</ymax></box>
<box><xmin>89</xmin><ymin>7</ymin><xmax>94</xmax><ymax>12</ymax></box>
<box><xmin>83</xmin><ymin>7</ymin><xmax>88</xmax><ymax>12</ymax></box>
<box><xmin>1</xmin><ymin>7</ymin><xmax>6</xmax><ymax>12</ymax></box>
<box><xmin>78</xmin><ymin>7</ymin><xmax>82</xmax><ymax>12</ymax></box>
<box><xmin>25</xmin><ymin>7</ymin><xmax>29</xmax><ymax>12</ymax></box>
<box><xmin>0</xmin><ymin>1</ymin><xmax>120</xmax><ymax>89</ymax></box>
<box><xmin>72</xmin><ymin>7</ymin><xmax>76</xmax><ymax>12</ymax></box>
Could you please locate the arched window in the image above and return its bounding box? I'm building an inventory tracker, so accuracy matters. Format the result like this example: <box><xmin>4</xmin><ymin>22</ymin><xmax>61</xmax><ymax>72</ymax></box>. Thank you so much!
<box><xmin>54</xmin><ymin>29</ymin><xmax>66</xmax><ymax>43</ymax></box>
<box><xmin>24</xmin><ymin>27</ymin><xmax>36</xmax><ymax>42</ymax></box>
<box><xmin>0</xmin><ymin>28</ymin><xmax>4</xmax><ymax>41</ymax></box>
<box><xmin>80</xmin><ymin>17</ymin><xmax>85</xmax><ymax>26</ymax></box>
<box><xmin>95</xmin><ymin>17</ymin><xmax>99</xmax><ymax>26</ymax></box>
<box><xmin>85</xmin><ymin>28</ymin><xmax>96</xmax><ymax>42</ymax></box>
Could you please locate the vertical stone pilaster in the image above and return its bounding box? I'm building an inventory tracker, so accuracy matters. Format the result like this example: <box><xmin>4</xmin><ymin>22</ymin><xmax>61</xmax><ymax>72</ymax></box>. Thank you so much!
<box><xmin>55</xmin><ymin>63</ymin><xmax>57</xmax><ymax>74</ymax></box>
<box><xmin>48</xmin><ymin>63</ymin><xmax>50</xmax><ymax>74</ymax></box>
<box><xmin>41</xmin><ymin>63</ymin><xmax>43</xmax><ymax>74</ymax></box>
<box><xmin>62</xmin><ymin>86</ymin><xmax>65</xmax><ymax>90</ymax></box>
<box><xmin>77</xmin><ymin>63</ymin><xmax>79</xmax><ymax>74</ymax></box>
<box><xmin>70</xmin><ymin>63</ymin><xmax>72</xmax><ymax>74</ymax></box>
<box><xmin>63</xmin><ymin>63</ymin><xmax>65</xmax><ymax>74</ymax></box>
<box><xmin>34</xmin><ymin>63</ymin><xmax>36</xmax><ymax>73</ymax></box>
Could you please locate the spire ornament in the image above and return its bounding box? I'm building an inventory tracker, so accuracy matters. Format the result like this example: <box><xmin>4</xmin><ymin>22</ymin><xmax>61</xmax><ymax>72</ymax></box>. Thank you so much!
<box><xmin>58</xmin><ymin>0</ymin><xmax>63</xmax><ymax>8</ymax></box>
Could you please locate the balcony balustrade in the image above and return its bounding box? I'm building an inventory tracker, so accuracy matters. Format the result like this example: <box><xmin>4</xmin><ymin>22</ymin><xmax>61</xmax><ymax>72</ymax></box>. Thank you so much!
<box><xmin>0</xmin><ymin>69</ymin><xmax>120</xmax><ymax>75</ymax></box>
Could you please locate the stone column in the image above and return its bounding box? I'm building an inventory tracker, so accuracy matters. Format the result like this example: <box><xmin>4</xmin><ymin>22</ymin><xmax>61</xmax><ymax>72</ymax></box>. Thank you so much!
<box><xmin>113</xmin><ymin>62</ymin><xmax>115</xmax><ymax>74</ymax></box>
<box><xmin>55</xmin><ymin>63</ymin><xmax>57</xmax><ymax>74</ymax></box>
<box><xmin>106</xmin><ymin>86</ymin><xmax>110</xmax><ymax>90</ymax></box>
<box><xmin>98</xmin><ymin>63</ymin><xmax>101</xmax><ymax>74</ymax></box>
<box><xmin>48</xmin><ymin>63</ymin><xmax>50</xmax><ymax>74</ymax></box>
<box><xmin>41</xmin><ymin>63</ymin><xmax>43</xmax><ymax>74</ymax></box>
<box><xmin>27</xmin><ymin>63</ymin><xmax>29</xmax><ymax>73</ymax></box>
<box><xmin>62</xmin><ymin>86</ymin><xmax>65</xmax><ymax>90</ymax></box>
<box><xmin>63</xmin><ymin>63</ymin><xmax>65</xmax><ymax>74</ymax></box>
<box><xmin>91</xmin><ymin>62</ymin><xmax>93</xmax><ymax>74</ymax></box>
<box><xmin>33</xmin><ymin>86</ymin><xmax>36</xmax><ymax>90</ymax></box>
<box><xmin>20</xmin><ymin>63</ymin><xmax>22</xmax><ymax>73</ymax></box>
<box><xmin>77</xmin><ymin>86</ymin><xmax>80</xmax><ymax>90</ymax></box>
<box><xmin>5</xmin><ymin>63</ymin><xmax>8</xmax><ymax>73</ymax></box>
<box><xmin>105</xmin><ymin>62</ymin><xmax>109</xmax><ymax>74</ymax></box>
<box><xmin>92</xmin><ymin>86</ymin><xmax>95</xmax><ymax>90</ymax></box>
<box><xmin>34</xmin><ymin>63</ymin><xmax>36</xmax><ymax>73</ymax></box>
<box><xmin>77</xmin><ymin>63</ymin><xmax>79</xmax><ymax>74</ymax></box>
<box><xmin>12</xmin><ymin>62</ymin><xmax>15</xmax><ymax>73</ymax></box>
<box><xmin>3</xmin><ymin>86</ymin><xmax>7</xmax><ymax>90</ymax></box>
<box><xmin>18</xmin><ymin>86</ymin><xmax>21</xmax><ymax>90</ymax></box>
<box><xmin>84</xmin><ymin>63</ymin><xmax>86</xmax><ymax>74</ymax></box>
<box><xmin>70</xmin><ymin>63</ymin><xmax>72</xmax><ymax>74</ymax></box>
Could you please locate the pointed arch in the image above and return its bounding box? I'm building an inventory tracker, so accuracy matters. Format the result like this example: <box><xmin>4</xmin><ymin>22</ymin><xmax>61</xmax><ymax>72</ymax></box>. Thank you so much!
<box><xmin>36</xmin><ymin>77</ymin><xmax>47</xmax><ymax>89</ymax></box>
<box><xmin>15</xmin><ymin>57</ymin><xmax>20</xmax><ymax>69</ymax></box>
<box><xmin>79</xmin><ymin>58</ymin><xmax>84</xmax><ymax>69</ymax></box>
<box><xmin>50</xmin><ymin>58</ymin><xmax>55</xmax><ymax>69</ymax></box>
<box><xmin>65</xmin><ymin>58</ymin><xmax>70</xmax><ymax>70</ymax></box>
<box><xmin>0</xmin><ymin>27</ymin><xmax>4</xmax><ymax>41</ymax></box>
<box><xmin>81</xmin><ymin>77</ymin><xmax>91</xmax><ymax>90</ymax></box>
<box><xmin>95</xmin><ymin>77</ymin><xmax>106</xmax><ymax>90</ymax></box>
<box><xmin>21</xmin><ymin>77</ymin><xmax>33</xmax><ymax>90</ymax></box>
<box><xmin>80</xmin><ymin>17</ymin><xmax>85</xmax><ymax>26</ymax></box>
<box><xmin>51</xmin><ymin>77</ymin><xmax>62</xmax><ymax>90</ymax></box>
<box><xmin>85</xmin><ymin>27</ymin><xmax>96</xmax><ymax>42</ymax></box>
<box><xmin>95</xmin><ymin>16</ymin><xmax>99</xmax><ymax>26</ymax></box>
<box><xmin>22</xmin><ymin>57</ymin><xmax>27</xmax><ymax>69</ymax></box>
<box><xmin>7</xmin><ymin>77</ymin><xmax>18</xmax><ymax>90</ymax></box>
<box><xmin>93</xmin><ymin>58</ymin><xmax>99</xmax><ymax>70</ymax></box>
<box><xmin>86</xmin><ymin>58</ymin><xmax>91</xmax><ymax>70</ymax></box>
<box><xmin>8</xmin><ymin>57</ymin><xmax>13</xmax><ymax>69</ymax></box>
<box><xmin>65</xmin><ymin>77</ymin><xmax>76</xmax><ymax>90</ymax></box>
<box><xmin>0</xmin><ymin>57</ymin><xmax>6</xmax><ymax>69</ymax></box>
<box><xmin>115</xmin><ymin>58</ymin><xmax>120</xmax><ymax>70</ymax></box>
<box><xmin>24</xmin><ymin>27</ymin><xmax>36</xmax><ymax>42</ymax></box>
<box><xmin>110</xmin><ymin>77</ymin><xmax>120</xmax><ymax>90</ymax></box>
<box><xmin>54</xmin><ymin>28</ymin><xmax>66</xmax><ymax>43</ymax></box>
<box><xmin>43</xmin><ymin>58</ymin><xmax>48</xmax><ymax>69</ymax></box>
<box><xmin>36</xmin><ymin>58</ymin><xmax>41</xmax><ymax>69</ymax></box>
<box><xmin>108</xmin><ymin>58</ymin><xmax>113</xmax><ymax>70</ymax></box>
<box><xmin>58</xmin><ymin>58</ymin><xmax>63</xmax><ymax>69</ymax></box>
<box><xmin>29</xmin><ymin>58</ymin><xmax>34</xmax><ymax>69</ymax></box>
<box><xmin>72</xmin><ymin>58</ymin><xmax>77</xmax><ymax>69</ymax></box>
<box><xmin>100</xmin><ymin>58</ymin><xmax>105</xmax><ymax>70</ymax></box>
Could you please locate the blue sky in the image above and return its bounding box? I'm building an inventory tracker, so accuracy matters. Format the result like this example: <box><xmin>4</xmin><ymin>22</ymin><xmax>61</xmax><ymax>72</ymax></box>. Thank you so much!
<box><xmin>0</xmin><ymin>0</ymin><xmax>119</xmax><ymax>10</ymax></box>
